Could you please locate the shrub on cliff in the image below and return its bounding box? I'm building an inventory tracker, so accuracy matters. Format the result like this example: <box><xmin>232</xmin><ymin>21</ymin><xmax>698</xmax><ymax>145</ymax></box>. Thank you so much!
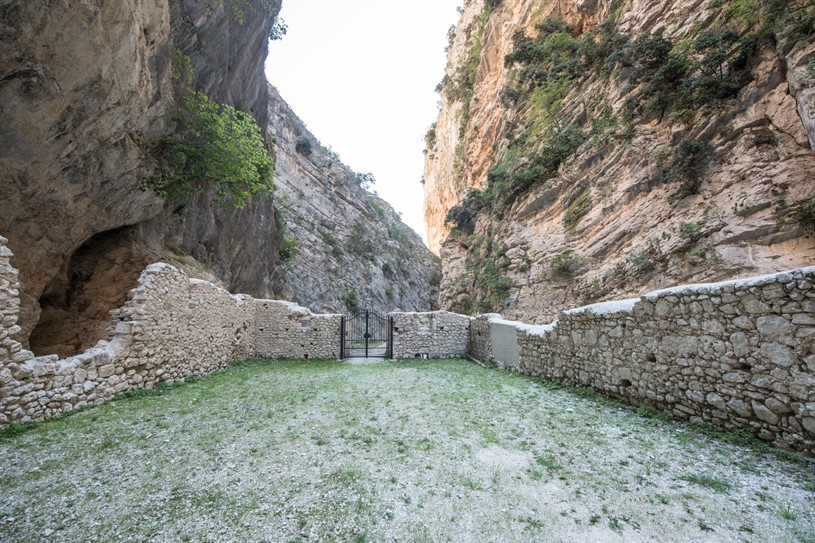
<box><xmin>279</xmin><ymin>236</ymin><xmax>298</xmax><ymax>262</ymax></box>
<box><xmin>143</xmin><ymin>89</ymin><xmax>273</xmax><ymax>208</ymax></box>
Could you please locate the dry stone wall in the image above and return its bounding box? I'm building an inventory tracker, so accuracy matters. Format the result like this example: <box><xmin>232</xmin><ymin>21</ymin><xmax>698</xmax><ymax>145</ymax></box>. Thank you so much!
<box><xmin>0</xmin><ymin>236</ymin><xmax>341</xmax><ymax>424</ymax></box>
<box><xmin>472</xmin><ymin>268</ymin><xmax>815</xmax><ymax>456</ymax></box>
<box><xmin>254</xmin><ymin>301</ymin><xmax>342</xmax><ymax>360</ymax></box>
<box><xmin>0</xmin><ymin>261</ymin><xmax>257</xmax><ymax>423</ymax></box>
<box><xmin>391</xmin><ymin>311</ymin><xmax>471</xmax><ymax>359</ymax></box>
<box><xmin>3</xmin><ymin>235</ymin><xmax>814</xmax><ymax>456</ymax></box>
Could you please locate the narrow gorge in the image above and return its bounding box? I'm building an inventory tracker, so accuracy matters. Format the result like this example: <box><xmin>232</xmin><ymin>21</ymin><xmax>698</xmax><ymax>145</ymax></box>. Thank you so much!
<box><xmin>1</xmin><ymin>1</ymin><xmax>815</xmax><ymax>538</ymax></box>
<box><xmin>0</xmin><ymin>0</ymin><xmax>438</xmax><ymax>359</ymax></box>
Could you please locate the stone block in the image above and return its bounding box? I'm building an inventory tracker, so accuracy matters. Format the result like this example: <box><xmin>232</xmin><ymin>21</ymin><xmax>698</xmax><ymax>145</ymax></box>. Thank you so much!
<box><xmin>706</xmin><ymin>393</ymin><xmax>726</xmax><ymax>410</ymax></box>
<box><xmin>792</xmin><ymin>313</ymin><xmax>815</xmax><ymax>326</ymax></box>
<box><xmin>733</xmin><ymin>316</ymin><xmax>754</xmax><ymax>330</ymax></box>
<box><xmin>765</xmin><ymin>397</ymin><xmax>791</xmax><ymax>414</ymax></box>
<box><xmin>752</xmin><ymin>401</ymin><xmax>780</xmax><ymax>425</ymax></box>
<box><xmin>741</xmin><ymin>295</ymin><xmax>770</xmax><ymax>314</ymax></box>
<box><xmin>727</xmin><ymin>398</ymin><xmax>751</xmax><ymax>417</ymax></box>
<box><xmin>756</xmin><ymin>316</ymin><xmax>792</xmax><ymax>339</ymax></box>
<box><xmin>758</xmin><ymin>342</ymin><xmax>796</xmax><ymax>368</ymax></box>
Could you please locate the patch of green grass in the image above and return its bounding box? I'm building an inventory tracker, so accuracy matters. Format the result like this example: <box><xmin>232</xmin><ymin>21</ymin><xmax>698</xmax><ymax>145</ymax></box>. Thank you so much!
<box><xmin>636</xmin><ymin>405</ymin><xmax>671</xmax><ymax>424</ymax></box>
<box><xmin>0</xmin><ymin>422</ymin><xmax>36</xmax><ymax>440</ymax></box>
<box><xmin>1</xmin><ymin>358</ymin><xmax>813</xmax><ymax>542</ymax></box>
<box><xmin>680</xmin><ymin>473</ymin><xmax>732</xmax><ymax>493</ymax></box>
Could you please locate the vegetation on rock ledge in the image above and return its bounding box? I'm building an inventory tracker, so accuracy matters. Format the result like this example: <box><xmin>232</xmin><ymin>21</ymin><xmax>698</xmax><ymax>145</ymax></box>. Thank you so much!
<box><xmin>142</xmin><ymin>50</ymin><xmax>274</xmax><ymax>208</ymax></box>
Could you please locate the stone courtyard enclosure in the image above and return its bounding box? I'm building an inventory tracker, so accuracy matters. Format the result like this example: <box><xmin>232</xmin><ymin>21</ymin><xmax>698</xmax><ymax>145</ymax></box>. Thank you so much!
<box><xmin>1</xmin><ymin>359</ymin><xmax>813</xmax><ymax>543</ymax></box>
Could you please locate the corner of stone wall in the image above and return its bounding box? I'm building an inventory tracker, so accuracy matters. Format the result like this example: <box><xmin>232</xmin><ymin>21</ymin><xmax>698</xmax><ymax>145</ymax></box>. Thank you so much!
<box><xmin>0</xmin><ymin>235</ymin><xmax>36</xmax><ymax>423</ymax></box>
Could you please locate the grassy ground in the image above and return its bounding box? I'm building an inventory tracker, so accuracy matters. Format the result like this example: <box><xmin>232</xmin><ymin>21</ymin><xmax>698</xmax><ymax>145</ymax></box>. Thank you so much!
<box><xmin>1</xmin><ymin>358</ymin><xmax>813</xmax><ymax>543</ymax></box>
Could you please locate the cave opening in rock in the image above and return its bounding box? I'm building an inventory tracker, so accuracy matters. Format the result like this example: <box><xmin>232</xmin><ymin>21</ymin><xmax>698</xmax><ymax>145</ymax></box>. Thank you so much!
<box><xmin>29</xmin><ymin>226</ymin><xmax>152</xmax><ymax>358</ymax></box>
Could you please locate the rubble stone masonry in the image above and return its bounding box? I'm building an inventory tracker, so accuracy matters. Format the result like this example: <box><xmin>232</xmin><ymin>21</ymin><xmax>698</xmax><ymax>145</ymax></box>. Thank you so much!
<box><xmin>390</xmin><ymin>311</ymin><xmax>471</xmax><ymax>359</ymax></box>
<box><xmin>470</xmin><ymin>268</ymin><xmax>815</xmax><ymax>455</ymax></box>
<box><xmin>1</xmin><ymin>236</ymin><xmax>813</xmax><ymax>456</ymax></box>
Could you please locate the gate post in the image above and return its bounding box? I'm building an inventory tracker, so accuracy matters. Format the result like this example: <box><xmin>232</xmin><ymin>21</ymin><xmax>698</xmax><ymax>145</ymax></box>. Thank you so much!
<box><xmin>388</xmin><ymin>316</ymin><xmax>394</xmax><ymax>359</ymax></box>
<box><xmin>340</xmin><ymin>316</ymin><xmax>346</xmax><ymax>359</ymax></box>
<box><xmin>364</xmin><ymin>309</ymin><xmax>369</xmax><ymax>358</ymax></box>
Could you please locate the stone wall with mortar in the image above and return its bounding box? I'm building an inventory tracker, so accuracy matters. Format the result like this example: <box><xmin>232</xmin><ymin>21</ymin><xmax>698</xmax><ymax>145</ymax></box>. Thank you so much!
<box><xmin>254</xmin><ymin>300</ymin><xmax>342</xmax><ymax>360</ymax></box>
<box><xmin>0</xmin><ymin>234</ymin><xmax>344</xmax><ymax>423</ymax></box>
<box><xmin>391</xmin><ymin>311</ymin><xmax>471</xmax><ymax>359</ymax></box>
<box><xmin>0</xmin><ymin>261</ymin><xmax>257</xmax><ymax>423</ymax></box>
<box><xmin>473</xmin><ymin>267</ymin><xmax>815</xmax><ymax>456</ymax></box>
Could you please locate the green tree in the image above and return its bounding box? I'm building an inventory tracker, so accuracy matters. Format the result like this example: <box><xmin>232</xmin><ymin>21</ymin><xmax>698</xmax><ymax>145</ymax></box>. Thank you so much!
<box><xmin>143</xmin><ymin>51</ymin><xmax>274</xmax><ymax>208</ymax></box>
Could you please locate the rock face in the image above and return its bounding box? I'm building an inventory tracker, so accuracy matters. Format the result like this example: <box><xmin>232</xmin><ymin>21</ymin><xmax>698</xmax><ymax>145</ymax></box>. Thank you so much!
<box><xmin>269</xmin><ymin>85</ymin><xmax>440</xmax><ymax>314</ymax></box>
<box><xmin>0</xmin><ymin>0</ymin><xmax>285</xmax><ymax>357</ymax></box>
<box><xmin>424</xmin><ymin>0</ymin><xmax>815</xmax><ymax>323</ymax></box>
<box><xmin>0</xmin><ymin>0</ymin><xmax>438</xmax><ymax>357</ymax></box>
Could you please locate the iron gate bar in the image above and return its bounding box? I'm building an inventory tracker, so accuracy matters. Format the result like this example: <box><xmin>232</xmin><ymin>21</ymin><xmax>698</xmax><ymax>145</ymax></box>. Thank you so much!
<box><xmin>339</xmin><ymin>316</ymin><xmax>346</xmax><ymax>359</ymax></box>
<box><xmin>342</xmin><ymin>308</ymin><xmax>393</xmax><ymax>359</ymax></box>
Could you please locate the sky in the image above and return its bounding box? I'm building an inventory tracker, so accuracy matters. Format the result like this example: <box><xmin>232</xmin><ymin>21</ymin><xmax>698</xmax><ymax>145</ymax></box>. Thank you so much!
<box><xmin>264</xmin><ymin>0</ymin><xmax>461</xmax><ymax>243</ymax></box>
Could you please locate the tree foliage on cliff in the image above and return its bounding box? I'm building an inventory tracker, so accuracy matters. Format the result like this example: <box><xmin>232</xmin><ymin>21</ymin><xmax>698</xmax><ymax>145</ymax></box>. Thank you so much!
<box><xmin>143</xmin><ymin>51</ymin><xmax>273</xmax><ymax>208</ymax></box>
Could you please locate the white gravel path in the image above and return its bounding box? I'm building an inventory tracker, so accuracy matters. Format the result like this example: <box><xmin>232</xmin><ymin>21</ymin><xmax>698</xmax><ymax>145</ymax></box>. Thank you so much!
<box><xmin>0</xmin><ymin>358</ymin><xmax>813</xmax><ymax>542</ymax></box>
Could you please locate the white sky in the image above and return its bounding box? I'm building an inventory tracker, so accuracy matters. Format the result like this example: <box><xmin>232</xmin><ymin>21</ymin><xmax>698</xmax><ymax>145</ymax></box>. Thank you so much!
<box><xmin>264</xmin><ymin>0</ymin><xmax>461</xmax><ymax>243</ymax></box>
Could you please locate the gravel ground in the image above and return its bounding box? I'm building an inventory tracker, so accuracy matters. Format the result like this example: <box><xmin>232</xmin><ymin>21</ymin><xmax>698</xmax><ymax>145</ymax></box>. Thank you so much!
<box><xmin>1</xmin><ymin>358</ymin><xmax>813</xmax><ymax>543</ymax></box>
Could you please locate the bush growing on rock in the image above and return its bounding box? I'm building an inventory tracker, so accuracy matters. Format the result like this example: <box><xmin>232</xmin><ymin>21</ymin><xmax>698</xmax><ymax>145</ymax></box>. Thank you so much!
<box><xmin>142</xmin><ymin>50</ymin><xmax>274</xmax><ymax>208</ymax></box>
<box><xmin>142</xmin><ymin>90</ymin><xmax>274</xmax><ymax>208</ymax></box>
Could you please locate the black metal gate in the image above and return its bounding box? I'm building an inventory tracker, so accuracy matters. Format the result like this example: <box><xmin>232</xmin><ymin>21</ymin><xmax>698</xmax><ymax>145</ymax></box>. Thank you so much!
<box><xmin>340</xmin><ymin>309</ymin><xmax>393</xmax><ymax>359</ymax></box>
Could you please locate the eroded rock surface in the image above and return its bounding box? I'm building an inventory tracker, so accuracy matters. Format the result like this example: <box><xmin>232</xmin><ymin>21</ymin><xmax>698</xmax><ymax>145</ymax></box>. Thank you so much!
<box><xmin>269</xmin><ymin>85</ymin><xmax>440</xmax><ymax>314</ymax></box>
<box><xmin>425</xmin><ymin>0</ymin><xmax>815</xmax><ymax>322</ymax></box>
<box><xmin>0</xmin><ymin>0</ymin><xmax>283</xmax><ymax>354</ymax></box>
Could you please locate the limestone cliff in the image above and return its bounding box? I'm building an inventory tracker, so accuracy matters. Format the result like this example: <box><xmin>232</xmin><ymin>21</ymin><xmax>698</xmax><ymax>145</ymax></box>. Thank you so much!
<box><xmin>269</xmin><ymin>85</ymin><xmax>440</xmax><ymax>314</ymax></box>
<box><xmin>1</xmin><ymin>0</ymin><xmax>439</xmax><ymax>358</ymax></box>
<box><xmin>0</xmin><ymin>0</ymin><xmax>282</xmax><ymax>357</ymax></box>
<box><xmin>425</xmin><ymin>0</ymin><xmax>815</xmax><ymax>322</ymax></box>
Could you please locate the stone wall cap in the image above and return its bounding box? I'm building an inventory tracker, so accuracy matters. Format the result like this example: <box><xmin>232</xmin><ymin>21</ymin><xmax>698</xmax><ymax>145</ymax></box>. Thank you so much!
<box><xmin>642</xmin><ymin>266</ymin><xmax>815</xmax><ymax>301</ymax></box>
<box><xmin>563</xmin><ymin>298</ymin><xmax>639</xmax><ymax>316</ymax></box>
<box><xmin>487</xmin><ymin>316</ymin><xmax>556</xmax><ymax>336</ymax></box>
<box><xmin>255</xmin><ymin>299</ymin><xmax>342</xmax><ymax>317</ymax></box>
<box><xmin>144</xmin><ymin>262</ymin><xmax>179</xmax><ymax>274</ymax></box>
<box><xmin>390</xmin><ymin>310</ymin><xmax>472</xmax><ymax>320</ymax></box>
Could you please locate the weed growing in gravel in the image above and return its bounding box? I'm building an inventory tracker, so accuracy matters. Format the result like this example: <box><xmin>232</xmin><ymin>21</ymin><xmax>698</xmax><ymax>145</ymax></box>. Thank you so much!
<box><xmin>777</xmin><ymin>503</ymin><xmax>797</xmax><ymax>521</ymax></box>
<box><xmin>1</xmin><ymin>358</ymin><xmax>813</xmax><ymax>543</ymax></box>
<box><xmin>680</xmin><ymin>473</ymin><xmax>732</xmax><ymax>493</ymax></box>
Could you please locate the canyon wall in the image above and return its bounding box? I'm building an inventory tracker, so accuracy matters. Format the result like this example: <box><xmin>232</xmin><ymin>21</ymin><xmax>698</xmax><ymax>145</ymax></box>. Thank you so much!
<box><xmin>425</xmin><ymin>0</ymin><xmax>815</xmax><ymax>323</ymax></box>
<box><xmin>0</xmin><ymin>0</ymin><xmax>439</xmax><ymax>360</ymax></box>
<box><xmin>268</xmin><ymin>85</ymin><xmax>440</xmax><ymax>314</ymax></box>
<box><xmin>0</xmin><ymin>0</ymin><xmax>283</xmax><ymax>358</ymax></box>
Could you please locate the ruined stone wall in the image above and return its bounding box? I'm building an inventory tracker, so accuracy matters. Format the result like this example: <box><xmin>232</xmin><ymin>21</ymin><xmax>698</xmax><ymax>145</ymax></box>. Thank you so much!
<box><xmin>474</xmin><ymin>267</ymin><xmax>815</xmax><ymax>455</ymax></box>
<box><xmin>0</xmin><ymin>236</ymin><xmax>35</xmax><ymax>423</ymax></box>
<box><xmin>254</xmin><ymin>300</ymin><xmax>342</xmax><ymax>360</ymax></box>
<box><xmin>0</xmin><ymin>235</ymin><xmax>352</xmax><ymax>424</ymax></box>
<box><xmin>0</xmin><ymin>261</ymin><xmax>256</xmax><ymax>423</ymax></box>
<box><xmin>391</xmin><ymin>311</ymin><xmax>471</xmax><ymax>359</ymax></box>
